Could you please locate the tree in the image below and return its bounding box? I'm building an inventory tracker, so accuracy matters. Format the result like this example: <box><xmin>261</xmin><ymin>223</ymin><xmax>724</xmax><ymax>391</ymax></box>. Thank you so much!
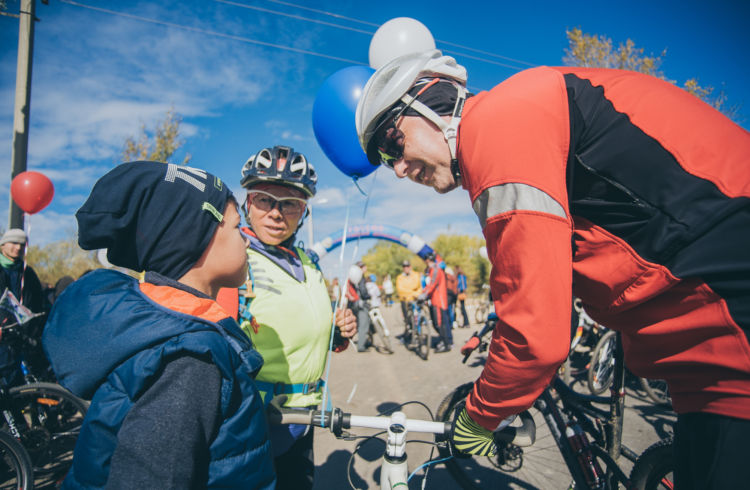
<box><xmin>564</xmin><ymin>28</ymin><xmax>740</xmax><ymax>120</ymax></box>
<box><xmin>122</xmin><ymin>109</ymin><xmax>191</xmax><ymax>164</ymax></box>
<box><xmin>359</xmin><ymin>233</ymin><xmax>489</xmax><ymax>295</ymax></box>
<box><xmin>24</xmin><ymin>234</ymin><xmax>101</xmax><ymax>285</ymax></box>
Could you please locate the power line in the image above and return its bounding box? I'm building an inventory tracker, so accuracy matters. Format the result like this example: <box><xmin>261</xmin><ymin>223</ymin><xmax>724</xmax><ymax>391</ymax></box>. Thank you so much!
<box><xmin>58</xmin><ymin>0</ymin><xmax>365</xmax><ymax>65</ymax></box>
<box><xmin>252</xmin><ymin>0</ymin><xmax>537</xmax><ymax>68</ymax></box>
<box><xmin>215</xmin><ymin>0</ymin><xmax>373</xmax><ymax>35</ymax></box>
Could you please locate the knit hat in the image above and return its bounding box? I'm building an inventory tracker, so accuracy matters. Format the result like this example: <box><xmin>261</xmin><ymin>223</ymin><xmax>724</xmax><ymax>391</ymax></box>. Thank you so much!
<box><xmin>0</xmin><ymin>229</ymin><xmax>27</xmax><ymax>246</ymax></box>
<box><xmin>76</xmin><ymin>161</ymin><xmax>234</xmax><ymax>280</ymax></box>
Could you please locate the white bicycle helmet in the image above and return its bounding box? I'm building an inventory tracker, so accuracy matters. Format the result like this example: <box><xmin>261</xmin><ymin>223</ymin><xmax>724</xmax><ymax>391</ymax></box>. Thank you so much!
<box><xmin>355</xmin><ymin>49</ymin><xmax>468</xmax><ymax>167</ymax></box>
<box><xmin>240</xmin><ymin>146</ymin><xmax>317</xmax><ymax>198</ymax></box>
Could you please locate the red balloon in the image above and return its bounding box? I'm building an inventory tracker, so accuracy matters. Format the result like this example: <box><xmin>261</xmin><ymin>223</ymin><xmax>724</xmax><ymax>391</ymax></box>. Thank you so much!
<box><xmin>10</xmin><ymin>171</ymin><xmax>54</xmax><ymax>215</ymax></box>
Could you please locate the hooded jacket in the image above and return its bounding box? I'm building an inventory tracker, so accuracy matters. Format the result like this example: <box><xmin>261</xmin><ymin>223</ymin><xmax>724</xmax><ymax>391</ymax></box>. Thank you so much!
<box><xmin>43</xmin><ymin>269</ymin><xmax>275</xmax><ymax>489</ymax></box>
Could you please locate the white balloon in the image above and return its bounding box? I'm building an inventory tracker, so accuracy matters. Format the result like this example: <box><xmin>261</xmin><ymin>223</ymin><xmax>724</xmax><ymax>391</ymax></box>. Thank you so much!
<box><xmin>479</xmin><ymin>246</ymin><xmax>488</xmax><ymax>260</ymax></box>
<box><xmin>369</xmin><ymin>17</ymin><xmax>436</xmax><ymax>70</ymax></box>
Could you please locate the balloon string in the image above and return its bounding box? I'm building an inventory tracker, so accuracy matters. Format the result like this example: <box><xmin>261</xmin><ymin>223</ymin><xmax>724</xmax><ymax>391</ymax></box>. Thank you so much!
<box><xmin>352</xmin><ymin>177</ymin><xmax>368</xmax><ymax>197</ymax></box>
<box><xmin>322</xmin><ymin>190</ymin><xmax>352</xmax><ymax>427</ymax></box>
<box><xmin>20</xmin><ymin>215</ymin><xmax>29</xmax><ymax>304</ymax></box>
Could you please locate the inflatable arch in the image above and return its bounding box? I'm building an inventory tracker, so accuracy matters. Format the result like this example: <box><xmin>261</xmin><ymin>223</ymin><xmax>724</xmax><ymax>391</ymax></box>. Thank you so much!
<box><xmin>310</xmin><ymin>224</ymin><xmax>434</xmax><ymax>261</ymax></box>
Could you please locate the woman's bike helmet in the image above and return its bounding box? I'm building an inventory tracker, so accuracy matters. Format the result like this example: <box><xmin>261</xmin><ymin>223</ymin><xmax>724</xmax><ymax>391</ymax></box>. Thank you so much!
<box><xmin>240</xmin><ymin>145</ymin><xmax>317</xmax><ymax>198</ymax></box>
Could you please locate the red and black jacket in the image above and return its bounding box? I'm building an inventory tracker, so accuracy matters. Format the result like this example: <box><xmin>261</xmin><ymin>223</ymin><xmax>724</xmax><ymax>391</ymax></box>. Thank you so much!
<box><xmin>458</xmin><ymin>66</ymin><xmax>750</xmax><ymax>430</ymax></box>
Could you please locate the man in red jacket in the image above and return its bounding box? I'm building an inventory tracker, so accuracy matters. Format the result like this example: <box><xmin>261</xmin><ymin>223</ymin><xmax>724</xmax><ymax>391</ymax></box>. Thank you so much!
<box><xmin>356</xmin><ymin>49</ymin><xmax>750</xmax><ymax>488</ymax></box>
<box><xmin>419</xmin><ymin>253</ymin><xmax>452</xmax><ymax>352</ymax></box>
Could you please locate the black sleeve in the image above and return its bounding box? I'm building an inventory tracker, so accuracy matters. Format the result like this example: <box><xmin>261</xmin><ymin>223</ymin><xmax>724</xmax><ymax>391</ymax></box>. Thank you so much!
<box><xmin>106</xmin><ymin>354</ymin><xmax>223</xmax><ymax>490</ymax></box>
<box><xmin>357</xmin><ymin>278</ymin><xmax>370</xmax><ymax>301</ymax></box>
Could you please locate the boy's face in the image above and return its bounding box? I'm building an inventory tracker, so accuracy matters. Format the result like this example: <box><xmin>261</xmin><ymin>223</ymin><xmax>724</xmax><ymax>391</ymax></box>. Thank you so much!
<box><xmin>203</xmin><ymin>202</ymin><xmax>249</xmax><ymax>289</ymax></box>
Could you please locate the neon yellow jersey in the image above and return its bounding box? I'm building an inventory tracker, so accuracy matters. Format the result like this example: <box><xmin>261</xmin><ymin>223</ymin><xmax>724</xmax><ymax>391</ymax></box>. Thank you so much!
<box><xmin>240</xmin><ymin>247</ymin><xmax>333</xmax><ymax>407</ymax></box>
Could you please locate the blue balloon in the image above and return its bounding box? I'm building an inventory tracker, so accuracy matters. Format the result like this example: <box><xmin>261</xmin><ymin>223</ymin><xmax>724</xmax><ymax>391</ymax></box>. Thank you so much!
<box><xmin>313</xmin><ymin>65</ymin><xmax>377</xmax><ymax>179</ymax></box>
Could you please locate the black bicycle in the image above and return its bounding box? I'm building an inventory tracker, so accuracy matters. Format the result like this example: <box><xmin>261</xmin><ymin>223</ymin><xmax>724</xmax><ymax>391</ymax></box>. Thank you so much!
<box><xmin>437</xmin><ymin>319</ymin><xmax>674</xmax><ymax>490</ymax></box>
<box><xmin>403</xmin><ymin>299</ymin><xmax>432</xmax><ymax>360</ymax></box>
<box><xmin>0</xmin><ymin>320</ymin><xmax>88</xmax><ymax>483</ymax></box>
<box><xmin>0</xmin><ymin>430</ymin><xmax>33</xmax><ymax>490</ymax></box>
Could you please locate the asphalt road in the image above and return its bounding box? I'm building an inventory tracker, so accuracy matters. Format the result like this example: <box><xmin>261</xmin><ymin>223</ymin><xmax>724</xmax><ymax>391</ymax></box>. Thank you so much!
<box><xmin>311</xmin><ymin>301</ymin><xmax>676</xmax><ymax>490</ymax></box>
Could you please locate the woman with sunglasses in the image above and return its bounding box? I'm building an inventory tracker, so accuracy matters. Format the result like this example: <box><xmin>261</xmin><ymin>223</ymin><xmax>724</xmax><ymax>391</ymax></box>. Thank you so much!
<box><xmin>236</xmin><ymin>145</ymin><xmax>357</xmax><ymax>489</ymax></box>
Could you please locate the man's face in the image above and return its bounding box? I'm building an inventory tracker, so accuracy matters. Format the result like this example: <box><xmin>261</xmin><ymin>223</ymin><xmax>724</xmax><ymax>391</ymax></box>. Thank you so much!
<box><xmin>388</xmin><ymin>115</ymin><xmax>458</xmax><ymax>194</ymax></box>
<box><xmin>1</xmin><ymin>242</ymin><xmax>24</xmax><ymax>262</ymax></box>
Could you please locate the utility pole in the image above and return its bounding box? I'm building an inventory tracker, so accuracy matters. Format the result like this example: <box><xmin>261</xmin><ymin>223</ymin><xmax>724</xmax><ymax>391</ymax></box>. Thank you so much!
<box><xmin>8</xmin><ymin>0</ymin><xmax>37</xmax><ymax>229</ymax></box>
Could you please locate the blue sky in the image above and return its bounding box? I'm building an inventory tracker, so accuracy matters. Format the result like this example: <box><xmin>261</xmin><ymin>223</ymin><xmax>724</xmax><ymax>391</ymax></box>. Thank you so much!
<box><xmin>2</xmin><ymin>0</ymin><xmax>748</xmax><ymax>273</ymax></box>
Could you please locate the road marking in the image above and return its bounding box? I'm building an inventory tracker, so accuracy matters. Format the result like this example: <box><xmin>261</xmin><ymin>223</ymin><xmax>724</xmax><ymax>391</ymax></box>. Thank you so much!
<box><xmin>347</xmin><ymin>383</ymin><xmax>357</xmax><ymax>403</ymax></box>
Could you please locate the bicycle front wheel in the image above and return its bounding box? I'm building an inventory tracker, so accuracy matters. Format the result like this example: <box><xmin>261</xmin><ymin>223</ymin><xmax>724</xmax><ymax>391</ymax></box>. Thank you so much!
<box><xmin>8</xmin><ymin>382</ymin><xmax>88</xmax><ymax>477</ymax></box>
<box><xmin>474</xmin><ymin>304</ymin><xmax>488</xmax><ymax>325</ymax></box>
<box><xmin>415</xmin><ymin>316</ymin><xmax>430</xmax><ymax>361</ymax></box>
<box><xmin>0</xmin><ymin>430</ymin><xmax>33</xmax><ymax>490</ymax></box>
<box><xmin>629</xmin><ymin>437</ymin><xmax>674</xmax><ymax>490</ymax></box>
<box><xmin>587</xmin><ymin>330</ymin><xmax>617</xmax><ymax>395</ymax></box>
<box><xmin>436</xmin><ymin>384</ymin><xmax>569</xmax><ymax>489</ymax></box>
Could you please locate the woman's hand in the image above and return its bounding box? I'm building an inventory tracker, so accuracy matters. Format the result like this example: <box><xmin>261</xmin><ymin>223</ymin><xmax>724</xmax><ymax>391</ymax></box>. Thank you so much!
<box><xmin>335</xmin><ymin>308</ymin><xmax>357</xmax><ymax>338</ymax></box>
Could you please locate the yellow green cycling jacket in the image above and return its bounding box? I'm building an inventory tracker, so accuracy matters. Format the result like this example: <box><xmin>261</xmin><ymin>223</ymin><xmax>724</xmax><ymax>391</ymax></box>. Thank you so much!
<box><xmin>240</xmin><ymin>244</ymin><xmax>333</xmax><ymax>407</ymax></box>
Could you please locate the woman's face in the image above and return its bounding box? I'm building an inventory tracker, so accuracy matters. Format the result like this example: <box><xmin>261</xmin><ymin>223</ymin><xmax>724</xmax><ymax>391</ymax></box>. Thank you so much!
<box><xmin>245</xmin><ymin>183</ymin><xmax>307</xmax><ymax>245</ymax></box>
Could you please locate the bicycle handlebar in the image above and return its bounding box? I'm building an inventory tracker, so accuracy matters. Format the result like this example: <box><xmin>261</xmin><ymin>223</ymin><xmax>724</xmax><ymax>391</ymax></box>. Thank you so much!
<box><xmin>267</xmin><ymin>405</ymin><xmax>537</xmax><ymax>447</ymax></box>
<box><xmin>267</xmin><ymin>406</ymin><xmax>451</xmax><ymax>437</ymax></box>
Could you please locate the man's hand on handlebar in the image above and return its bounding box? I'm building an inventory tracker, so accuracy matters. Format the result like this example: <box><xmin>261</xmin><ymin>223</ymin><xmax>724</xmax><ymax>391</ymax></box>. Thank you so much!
<box><xmin>450</xmin><ymin>406</ymin><xmax>498</xmax><ymax>457</ymax></box>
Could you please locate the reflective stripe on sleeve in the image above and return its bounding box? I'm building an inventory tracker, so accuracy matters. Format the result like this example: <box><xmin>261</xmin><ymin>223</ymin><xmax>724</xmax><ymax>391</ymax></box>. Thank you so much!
<box><xmin>472</xmin><ymin>183</ymin><xmax>567</xmax><ymax>229</ymax></box>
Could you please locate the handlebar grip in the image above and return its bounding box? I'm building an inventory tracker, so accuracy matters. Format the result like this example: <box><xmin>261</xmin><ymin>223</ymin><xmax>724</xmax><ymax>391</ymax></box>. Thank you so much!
<box><xmin>494</xmin><ymin>410</ymin><xmax>536</xmax><ymax>447</ymax></box>
<box><xmin>461</xmin><ymin>336</ymin><xmax>481</xmax><ymax>361</ymax></box>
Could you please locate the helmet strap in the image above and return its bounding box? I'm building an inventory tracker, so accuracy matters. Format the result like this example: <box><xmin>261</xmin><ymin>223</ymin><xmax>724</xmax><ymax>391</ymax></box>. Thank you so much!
<box><xmin>399</xmin><ymin>82</ymin><xmax>467</xmax><ymax>184</ymax></box>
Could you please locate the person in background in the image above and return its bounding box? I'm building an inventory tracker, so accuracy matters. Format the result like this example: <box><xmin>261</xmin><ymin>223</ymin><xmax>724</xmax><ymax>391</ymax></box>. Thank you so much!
<box><xmin>328</xmin><ymin>277</ymin><xmax>341</xmax><ymax>310</ymax></box>
<box><xmin>395</xmin><ymin>260</ymin><xmax>421</xmax><ymax>335</ymax></box>
<box><xmin>445</xmin><ymin>266</ymin><xmax>459</xmax><ymax>329</ymax></box>
<box><xmin>382</xmin><ymin>274</ymin><xmax>394</xmax><ymax>306</ymax></box>
<box><xmin>0</xmin><ymin>228</ymin><xmax>44</xmax><ymax>387</ymax></box>
<box><xmin>43</xmin><ymin>161</ymin><xmax>275</xmax><ymax>489</ymax></box>
<box><xmin>346</xmin><ymin>261</ymin><xmax>371</xmax><ymax>352</ymax></box>
<box><xmin>455</xmin><ymin>265</ymin><xmax>470</xmax><ymax>328</ymax></box>
<box><xmin>236</xmin><ymin>145</ymin><xmax>357</xmax><ymax>489</ymax></box>
<box><xmin>419</xmin><ymin>253</ymin><xmax>452</xmax><ymax>353</ymax></box>
<box><xmin>365</xmin><ymin>274</ymin><xmax>381</xmax><ymax>309</ymax></box>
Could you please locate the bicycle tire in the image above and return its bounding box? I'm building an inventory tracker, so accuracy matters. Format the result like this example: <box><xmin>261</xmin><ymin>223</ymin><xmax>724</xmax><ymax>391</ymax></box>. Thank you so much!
<box><xmin>371</xmin><ymin>315</ymin><xmax>393</xmax><ymax>354</ymax></box>
<box><xmin>587</xmin><ymin>330</ymin><xmax>617</xmax><ymax>395</ymax></box>
<box><xmin>0</xmin><ymin>430</ymin><xmax>34</xmax><ymax>490</ymax></box>
<box><xmin>628</xmin><ymin>437</ymin><xmax>674</xmax><ymax>490</ymax></box>
<box><xmin>436</xmin><ymin>383</ymin><xmax>569</xmax><ymax>489</ymax></box>
<box><xmin>415</xmin><ymin>315</ymin><xmax>430</xmax><ymax>361</ymax></box>
<box><xmin>639</xmin><ymin>378</ymin><xmax>672</xmax><ymax>406</ymax></box>
<box><xmin>8</xmin><ymin>382</ymin><xmax>88</xmax><ymax>476</ymax></box>
<box><xmin>474</xmin><ymin>304</ymin><xmax>488</xmax><ymax>325</ymax></box>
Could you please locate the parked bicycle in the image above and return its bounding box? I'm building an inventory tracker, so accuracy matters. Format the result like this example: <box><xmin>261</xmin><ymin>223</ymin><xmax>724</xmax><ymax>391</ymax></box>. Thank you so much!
<box><xmin>367</xmin><ymin>306</ymin><xmax>393</xmax><ymax>354</ymax></box>
<box><xmin>0</xmin><ymin>430</ymin><xmax>33</xmax><ymax>490</ymax></box>
<box><xmin>472</xmin><ymin>285</ymin><xmax>493</xmax><ymax>325</ymax></box>
<box><xmin>438</xmin><ymin>318</ymin><xmax>674</xmax><ymax>490</ymax></box>
<box><xmin>588</xmin><ymin>328</ymin><xmax>672</xmax><ymax>407</ymax></box>
<box><xmin>1</xmin><ymin>320</ymin><xmax>88</xmax><ymax>483</ymax></box>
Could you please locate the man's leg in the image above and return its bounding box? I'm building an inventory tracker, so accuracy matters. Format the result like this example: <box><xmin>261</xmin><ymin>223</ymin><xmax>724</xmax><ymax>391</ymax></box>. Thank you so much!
<box><xmin>674</xmin><ymin>412</ymin><xmax>750</xmax><ymax>490</ymax></box>
<box><xmin>459</xmin><ymin>298</ymin><xmax>470</xmax><ymax>327</ymax></box>
<box><xmin>356</xmin><ymin>308</ymin><xmax>371</xmax><ymax>352</ymax></box>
